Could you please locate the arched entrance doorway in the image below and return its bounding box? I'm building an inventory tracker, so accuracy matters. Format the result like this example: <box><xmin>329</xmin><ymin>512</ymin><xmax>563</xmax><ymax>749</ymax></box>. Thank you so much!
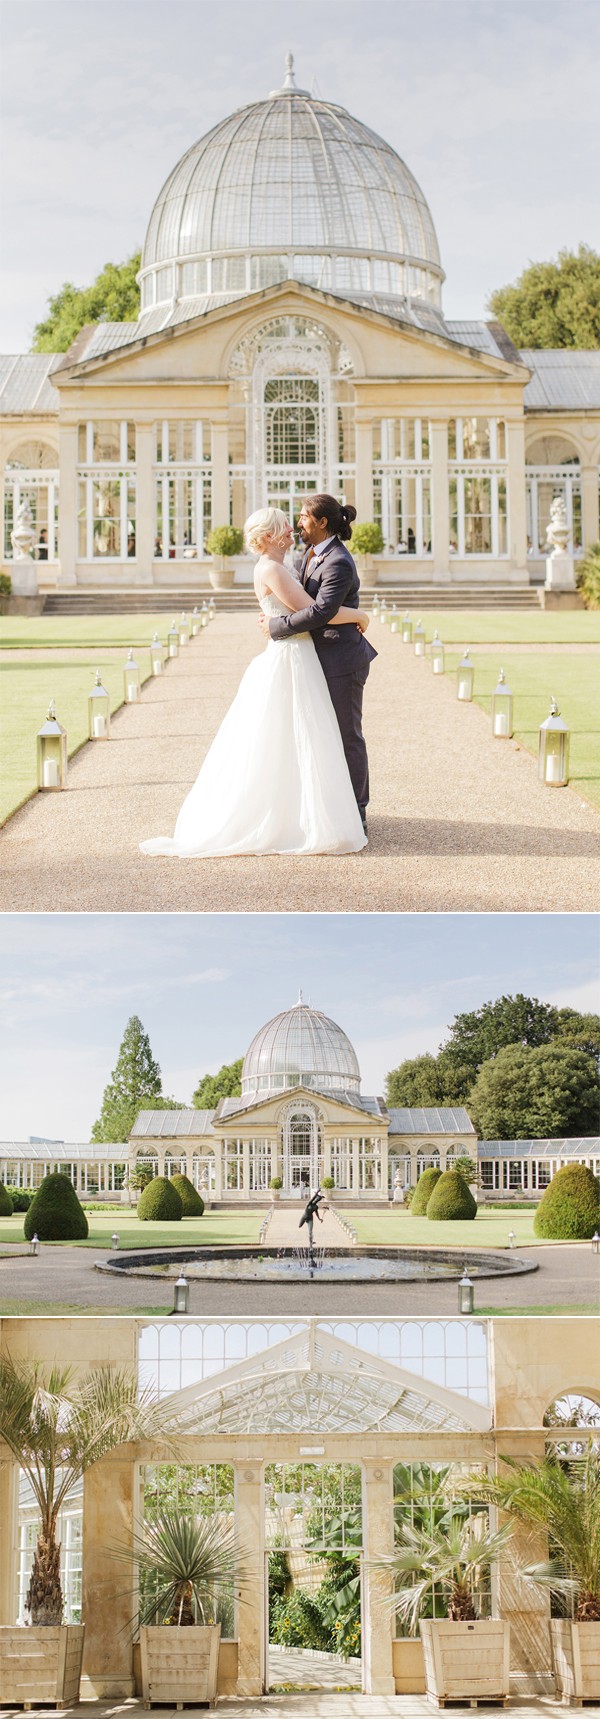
<box><xmin>283</xmin><ymin>1108</ymin><xmax>322</xmax><ymax>1195</ymax></box>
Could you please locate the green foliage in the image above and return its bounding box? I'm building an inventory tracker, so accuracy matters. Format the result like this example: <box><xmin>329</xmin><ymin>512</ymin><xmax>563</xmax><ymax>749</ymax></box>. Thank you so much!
<box><xmin>31</xmin><ymin>251</ymin><xmax>141</xmax><ymax>353</ymax></box>
<box><xmin>577</xmin><ymin>543</ymin><xmax>600</xmax><ymax>611</ymax></box>
<box><xmin>206</xmin><ymin>526</ymin><xmax>244</xmax><ymax>558</ymax></box>
<box><xmin>410</xmin><ymin>1167</ymin><xmax>442</xmax><ymax>1216</ymax></box>
<box><xmin>111</xmin><ymin>1509</ymin><xmax>243</xmax><ymax>1628</ymax></box>
<box><xmin>386</xmin><ymin>1052</ymin><xmax>463</xmax><ymax>1107</ymax></box>
<box><xmin>349</xmin><ymin>521</ymin><xmax>384</xmax><ymax>556</ymax></box>
<box><xmin>385</xmin><ymin>992</ymin><xmax>595</xmax><ymax>1112</ymax></box>
<box><xmin>270</xmin><ymin>1586</ymin><xmax>331</xmax><ymax>1652</ymax></box>
<box><xmin>321</xmin><ymin>1176</ymin><xmax>335</xmax><ymax>1190</ymax></box>
<box><xmin>387</xmin><ymin>1513</ymin><xmax>511</xmax><ymax>1631</ymax></box>
<box><xmin>451</xmin><ymin>1156</ymin><xmax>479</xmax><ymax>1185</ymax></box>
<box><xmin>0</xmin><ymin>1182</ymin><xmax>13</xmax><ymax>1216</ymax></box>
<box><xmin>92</xmin><ymin>1015</ymin><xmax>174</xmax><ymax>1143</ymax></box>
<box><xmin>468</xmin><ymin>1042</ymin><xmax>600</xmax><ymax>1139</ymax></box>
<box><xmin>137</xmin><ymin>1177</ymin><xmax>183</xmax><ymax>1222</ymax></box>
<box><xmin>129</xmin><ymin>1163</ymin><xmax>155</xmax><ymax>1192</ymax></box>
<box><xmin>170</xmin><ymin>1173</ymin><xmax>204</xmax><ymax>1217</ymax></box>
<box><xmin>462</xmin><ymin>1449</ymin><xmax>600</xmax><ymax>1620</ymax></box>
<box><xmin>269</xmin><ymin>1176</ymin><xmax>283</xmax><ymax>1190</ymax></box>
<box><xmin>193</xmin><ymin>1058</ymin><xmax>243</xmax><ymax>1109</ymax></box>
<box><xmin>533</xmin><ymin>1164</ymin><xmax>600</xmax><ymax>1240</ymax></box>
<box><xmin>488</xmin><ymin>245</ymin><xmax>600</xmax><ymax>348</ymax></box>
<box><xmin>5</xmin><ymin>1187</ymin><xmax>34</xmax><ymax>1212</ymax></box>
<box><xmin>24</xmin><ymin>1173</ymin><xmax>89</xmax><ymax>1240</ymax></box>
<box><xmin>0</xmin><ymin>573</ymin><xmax>12</xmax><ymax>597</ymax></box>
<box><xmin>426</xmin><ymin>1170</ymin><xmax>477</xmax><ymax>1222</ymax></box>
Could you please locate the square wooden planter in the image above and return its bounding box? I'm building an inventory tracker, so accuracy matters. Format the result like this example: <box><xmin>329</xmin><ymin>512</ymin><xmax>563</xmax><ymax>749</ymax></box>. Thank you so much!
<box><xmin>392</xmin><ymin>1636</ymin><xmax>426</xmax><ymax>1693</ymax></box>
<box><xmin>139</xmin><ymin>1622</ymin><xmax>221</xmax><ymax>1709</ymax></box>
<box><xmin>550</xmin><ymin>1619</ymin><xmax>600</xmax><ymax>1705</ymax></box>
<box><xmin>0</xmin><ymin>1623</ymin><xmax>85</xmax><ymax>1708</ymax></box>
<box><xmin>420</xmin><ymin>1619</ymin><xmax>510</xmax><ymax>1707</ymax></box>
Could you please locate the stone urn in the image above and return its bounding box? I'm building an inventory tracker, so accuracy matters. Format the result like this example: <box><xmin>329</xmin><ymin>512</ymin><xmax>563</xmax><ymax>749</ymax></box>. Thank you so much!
<box><xmin>545</xmin><ymin>496</ymin><xmax>575</xmax><ymax>591</ymax></box>
<box><xmin>209</xmin><ymin>558</ymin><xmax>236</xmax><ymax>591</ymax></box>
<box><xmin>10</xmin><ymin>499</ymin><xmax>39</xmax><ymax>596</ymax></box>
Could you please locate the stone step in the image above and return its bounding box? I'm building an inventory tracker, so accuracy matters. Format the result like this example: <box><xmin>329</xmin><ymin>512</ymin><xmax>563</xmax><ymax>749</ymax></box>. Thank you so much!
<box><xmin>42</xmin><ymin>585</ymin><xmax>540</xmax><ymax>615</ymax></box>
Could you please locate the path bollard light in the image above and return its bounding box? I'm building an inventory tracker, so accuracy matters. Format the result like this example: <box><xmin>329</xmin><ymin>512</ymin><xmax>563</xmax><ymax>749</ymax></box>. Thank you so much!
<box><xmin>37</xmin><ymin>702</ymin><xmax>67</xmax><ymax>791</ymax></box>
<box><xmin>88</xmin><ymin>670</ymin><xmax>110</xmax><ymax>739</ymax></box>
<box><xmin>173</xmin><ymin>1272</ymin><xmax>189</xmax><ymax>1314</ymax></box>
<box><xmin>150</xmin><ymin>633</ymin><xmax>165</xmax><ymax>675</ymax></box>
<box><xmin>457</xmin><ymin>649</ymin><xmax>474</xmax><ymax>701</ymax></box>
<box><xmin>111</xmin><ymin>1232</ymin><xmax>120</xmax><ymax>1250</ymax></box>
<box><xmin>178</xmin><ymin>611</ymin><xmax>190</xmax><ymax>646</ymax></box>
<box><xmin>124</xmin><ymin>649</ymin><xmax>140</xmax><ymax>703</ymax></box>
<box><xmin>430</xmin><ymin>630</ymin><xmax>445</xmax><ymax>674</ymax></box>
<box><xmin>414</xmin><ymin>619</ymin><xmax>426</xmax><ymax>657</ymax></box>
<box><xmin>191</xmin><ymin>607</ymin><xmax>200</xmax><ymax>636</ymax></box>
<box><xmin>29</xmin><ymin>1233</ymin><xmax>39</xmax><ymax>1256</ymax></box>
<box><xmin>508</xmin><ymin>1230</ymin><xmax>516</xmax><ymax>1249</ymax></box>
<box><xmin>201</xmin><ymin>602</ymin><xmax>209</xmax><ymax>628</ymax></box>
<box><xmin>538</xmin><ymin>698</ymin><xmax>570</xmax><ymax>787</ymax></box>
<box><xmin>491</xmin><ymin>668</ymin><xmax>513</xmax><ymax>738</ymax></box>
<box><xmin>592</xmin><ymin>1231</ymin><xmax>600</xmax><ymax>1255</ymax></box>
<box><xmin>167</xmin><ymin>619</ymin><xmax>180</xmax><ymax>658</ymax></box>
<box><xmin>458</xmin><ymin>1267</ymin><xmax>474</xmax><ymax>1315</ymax></box>
<box><xmin>402</xmin><ymin>613</ymin><xmax>412</xmax><ymax>643</ymax></box>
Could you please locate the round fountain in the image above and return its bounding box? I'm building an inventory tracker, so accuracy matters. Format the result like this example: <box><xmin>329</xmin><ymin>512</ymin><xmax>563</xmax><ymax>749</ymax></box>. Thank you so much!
<box><xmin>98</xmin><ymin>1243</ymin><xmax>537</xmax><ymax>1285</ymax></box>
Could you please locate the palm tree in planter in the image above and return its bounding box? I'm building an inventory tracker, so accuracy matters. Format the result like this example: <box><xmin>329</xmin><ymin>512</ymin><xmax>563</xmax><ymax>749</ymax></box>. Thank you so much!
<box><xmin>111</xmin><ymin>1509</ymin><xmax>246</xmax><ymax>1708</ymax></box>
<box><xmin>383</xmin><ymin>1508</ymin><xmax>512</xmax><ymax>1704</ymax></box>
<box><xmin>466</xmin><ymin>1449</ymin><xmax>600</xmax><ymax>1703</ymax></box>
<box><xmin>0</xmin><ymin>1358</ymin><xmax>172</xmax><ymax>1706</ymax></box>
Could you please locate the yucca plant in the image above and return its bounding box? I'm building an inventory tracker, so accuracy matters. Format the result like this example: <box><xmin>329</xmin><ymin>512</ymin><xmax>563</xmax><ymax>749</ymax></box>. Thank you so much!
<box><xmin>0</xmin><ymin>1358</ymin><xmax>173</xmax><ymax>1626</ymax></box>
<box><xmin>112</xmin><ymin>1509</ymin><xmax>245</xmax><ymax>1629</ymax></box>
<box><xmin>385</xmin><ymin>1515</ymin><xmax>512</xmax><ymax>1633</ymax></box>
<box><xmin>463</xmin><ymin>1449</ymin><xmax>600</xmax><ymax>1622</ymax></box>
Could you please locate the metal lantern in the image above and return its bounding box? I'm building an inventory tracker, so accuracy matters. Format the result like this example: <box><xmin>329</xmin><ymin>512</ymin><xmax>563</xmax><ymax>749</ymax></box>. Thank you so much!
<box><xmin>457</xmin><ymin>649</ymin><xmax>474</xmax><ymax>701</ymax></box>
<box><xmin>173</xmin><ymin>1272</ymin><xmax>189</xmax><ymax>1314</ymax></box>
<box><xmin>208</xmin><ymin>598</ymin><xmax>216</xmax><ymax>621</ymax></box>
<box><xmin>379</xmin><ymin>599</ymin><xmax>388</xmax><ymax>625</ymax></box>
<box><xmin>37</xmin><ymin>702</ymin><xmax>67</xmax><ymax>791</ymax></box>
<box><xmin>111</xmin><ymin>1232</ymin><xmax>120</xmax><ymax>1250</ymax></box>
<box><xmin>390</xmin><ymin>604</ymin><xmax>399</xmax><ymax>634</ymax></box>
<box><xmin>191</xmin><ymin>607</ymin><xmax>200</xmax><ymax>636</ymax></box>
<box><xmin>371</xmin><ymin>595</ymin><xmax>380</xmax><ymax>621</ymax></box>
<box><xmin>29</xmin><ymin>1233</ymin><xmax>39</xmax><ymax>1256</ymax></box>
<box><xmin>402</xmin><ymin>613</ymin><xmax>412</xmax><ymax>643</ymax></box>
<box><xmin>491</xmin><ymin>668</ymin><xmax>513</xmax><ymax>738</ymax></box>
<box><xmin>124</xmin><ymin>649</ymin><xmax>140</xmax><ymax>703</ymax></box>
<box><xmin>167</xmin><ymin>619</ymin><xmax>180</xmax><ymax>658</ymax></box>
<box><xmin>538</xmin><ymin>698</ymin><xmax>569</xmax><ymax>787</ymax></box>
<box><xmin>430</xmin><ymin>630</ymin><xmax>445</xmax><ymax>674</ymax></box>
<box><xmin>508</xmin><ymin>1230</ymin><xmax>516</xmax><ymax>1249</ymax></box>
<box><xmin>150</xmin><ymin>633</ymin><xmax>164</xmax><ymax>675</ymax></box>
<box><xmin>458</xmin><ymin>1267</ymin><xmax>474</xmax><ymax>1314</ymax></box>
<box><xmin>414</xmin><ymin>619</ymin><xmax>426</xmax><ymax>657</ymax></box>
<box><xmin>592</xmin><ymin>1232</ymin><xmax>600</xmax><ymax>1255</ymax></box>
<box><xmin>201</xmin><ymin>602</ymin><xmax>209</xmax><ymax>628</ymax></box>
<box><xmin>88</xmin><ymin>670</ymin><xmax>110</xmax><ymax>739</ymax></box>
<box><xmin>179</xmin><ymin>611</ymin><xmax>190</xmax><ymax>646</ymax></box>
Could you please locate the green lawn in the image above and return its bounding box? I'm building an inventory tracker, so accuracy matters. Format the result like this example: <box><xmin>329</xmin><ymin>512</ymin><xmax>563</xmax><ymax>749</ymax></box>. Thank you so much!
<box><xmin>387</xmin><ymin>611</ymin><xmax>600</xmax><ymax>644</ymax></box>
<box><xmin>0</xmin><ymin>1210</ymin><xmax>266</xmax><ymax>1249</ymax></box>
<box><xmin>0</xmin><ymin>1297</ymin><xmax>171</xmax><ymax>1316</ymax></box>
<box><xmin>0</xmin><ymin>615</ymin><xmax>191</xmax><ymax>650</ymax></box>
<box><xmin>441</xmin><ymin>650</ymin><xmax>600</xmax><ymax>807</ymax></box>
<box><xmin>343</xmin><ymin>1208</ymin><xmax>546</xmax><ymax>1248</ymax></box>
<box><xmin>0</xmin><ymin>654</ymin><xmax>154</xmax><ymax>823</ymax></box>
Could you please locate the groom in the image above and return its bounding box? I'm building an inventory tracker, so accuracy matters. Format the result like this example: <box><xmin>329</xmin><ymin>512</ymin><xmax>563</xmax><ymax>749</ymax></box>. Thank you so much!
<box><xmin>258</xmin><ymin>493</ymin><xmax>377</xmax><ymax>835</ymax></box>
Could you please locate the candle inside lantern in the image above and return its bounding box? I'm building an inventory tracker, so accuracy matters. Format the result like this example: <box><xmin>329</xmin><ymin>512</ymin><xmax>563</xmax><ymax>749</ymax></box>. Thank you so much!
<box><xmin>433</xmin><ymin>658</ymin><xmax>443</xmax><ymax>674</ymax></box>
<box><xmin>93</xmin><ymin>714</ymin><xmax>106</xmax><ymax>738</ymax></box>
<box><xmin>494</xmin><ymin>712</ymin><xmax>510</xmax><ymax>736</ymax></box>
<box><xmin>545</xmin><ymin>751</ymin><xmax>562</xmax><ymax>784</ymax></box>
<box><xmin>43</xmin><ymin>759</ymin><xmax>59</xmax><ymax>788</ymax></box>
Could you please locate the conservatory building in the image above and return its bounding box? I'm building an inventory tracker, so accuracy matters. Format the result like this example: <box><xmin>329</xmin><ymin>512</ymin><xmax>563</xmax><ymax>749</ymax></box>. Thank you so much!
<box><xmin>1</xmin><ymin>997</ymin><xmax>599</xmax><ymax>1202</ymax></box>
<box><xmin>1</xmin><ymin>55</ymin><xmax>599</xmax><ymax>594</ymax></box>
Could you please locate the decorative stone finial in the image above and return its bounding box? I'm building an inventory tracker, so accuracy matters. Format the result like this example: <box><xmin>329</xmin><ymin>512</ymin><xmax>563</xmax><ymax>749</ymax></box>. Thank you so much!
<box><xmin>283</xmin><ymin>51</ymin><xmax>297</xmax><ymax>89</ymax></box>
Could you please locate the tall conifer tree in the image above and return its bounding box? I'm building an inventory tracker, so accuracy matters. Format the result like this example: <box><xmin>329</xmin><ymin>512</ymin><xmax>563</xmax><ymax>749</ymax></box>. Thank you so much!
<box><xmin>92</xmin><ymin>1015</ymin><xmax>165</xmax><ymax>1142</ymax></box>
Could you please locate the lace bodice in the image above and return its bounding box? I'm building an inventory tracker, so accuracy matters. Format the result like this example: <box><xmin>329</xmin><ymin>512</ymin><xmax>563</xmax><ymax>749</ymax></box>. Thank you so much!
<box><xmin>259</xmin><ymin>591</ymin><xmax>293</xmax><ymax>617</ymax></box>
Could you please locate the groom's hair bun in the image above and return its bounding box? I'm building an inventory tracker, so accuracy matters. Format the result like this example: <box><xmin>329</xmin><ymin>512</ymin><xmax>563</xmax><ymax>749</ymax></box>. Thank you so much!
<box><xmin>304</xmin><ymin>494</ymin><xmax>357</xmax><ymax>542</ymax></box>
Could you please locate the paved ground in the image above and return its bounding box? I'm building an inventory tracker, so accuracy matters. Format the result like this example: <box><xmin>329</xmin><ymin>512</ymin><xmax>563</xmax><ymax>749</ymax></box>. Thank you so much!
<box><xmin>265</xmin><ymin>1204</ymin><xmax>355</xmax><ymax>1247</ymax></box>
<box><xmin>0</xmin><ymin>1696</ymin><xmax>578</xmax><ymax>1716</ymax></box>
<box><xmin>1</xmin><ymin>615</ymin><xmax>598</xmax><ymax>912</ymax></box>
<box><xmin>1</xmin><ymin>1239</ymin><xmax>598</xmax><ymax>1315</ymax></box>
<box><xmin>268</xmin><ymin>1646</ymin><xmax>361</xmax><ymax>1689</ymax></box>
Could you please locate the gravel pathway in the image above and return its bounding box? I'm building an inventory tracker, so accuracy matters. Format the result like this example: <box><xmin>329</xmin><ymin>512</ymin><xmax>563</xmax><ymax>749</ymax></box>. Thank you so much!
<box><xmin>266</xmin><ymin>1204</ymin><xmax>355</xmax><ymax>1247</ymax></box>
<box><xmin>1</xmin><ymin>615</ymin><xmax>598</xmax><ymax>913</ymax></box>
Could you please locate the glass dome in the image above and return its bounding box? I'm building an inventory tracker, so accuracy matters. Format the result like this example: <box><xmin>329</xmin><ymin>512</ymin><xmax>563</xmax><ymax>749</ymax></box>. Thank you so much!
<box><xmin>139</xmin><ymin>54</ymin><xmax>443</xmax><ymax>316</ymax></box>
<box><xmin>242</xmin><ymin>997</ymin><xmax>361</xmax><ymax>1097</ymax></box>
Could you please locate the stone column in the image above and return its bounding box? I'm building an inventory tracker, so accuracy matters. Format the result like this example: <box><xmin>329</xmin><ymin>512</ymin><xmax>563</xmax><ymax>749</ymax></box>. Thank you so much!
<box><xmin>352</xmin><ymin>1136</ymin><xmax>360</xmax><ymax>1196</ymax></box>
<box><xmin>57</xmin><ymin>423</ymin><xmax>78</xmax><ymax>586</ymax></box>
<box><xmin>214</xmin><ymin>1144</ymin><xmax>223</xmax><ymax>1200</ymax></box>
<box><xmin>322</xmin><ymin>1134</ymin><xmax>332</xmax><ymax>1180</ymax></box>
<box><xmin>242</xmin><ymin>1139</ymin><xmax>250</xmax><ymax>1199</ymax></box>
<box><xmin>506</xmin><ymin>418</ymin><xmax>528</xmax><ymax>573</ymax></box>
<box><xmin>0</xmin><ymin>1449</ymin><xmax>19</xmax><ymax>1624</ymax></box>
<box><xmin>233</xmin><ymin>1462</ymin><xmax>264</xmax><ymax>1695</ymax></box>
<box><xmin>581</xmin><ymin>463</ymin><xmax>600</xmax><ymax>550</ymax></box>
<box><xmin>81</xmin><ymin>1451</ymin><xmax>136</xmax><ymax>1696</ymax></box>
<box><xmin>134</xmin><ymin>422</ymin><xmax>155</xmax><ymax>584</ymax></box>
<box><xmin>355</xmin><ymin>419</ymin><xmax>374</xmax><ymax>522</ymax></box>
<box><xmin>430</xmin><ymin>420</ymin><xmax>450</xmax><ymax>581</ymax></box>
<box><xmin>494</xmin><ymin>1435</ymin><xmax>552</xmax><ymax>1695</ymax></box>
<box><xmin>362</xmin><ymin>1460</ymin><xmax>395</xmax><ymax>1694</ymax></box>
<box><xmin>210</xmin><ymin>423</ymin><xmax>230</xmax><ymax>529</ymax></box>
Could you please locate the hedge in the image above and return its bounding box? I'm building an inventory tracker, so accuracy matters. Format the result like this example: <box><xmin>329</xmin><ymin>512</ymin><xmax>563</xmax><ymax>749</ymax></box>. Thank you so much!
<box><xmin>533</xmin><ymin>1164</ymin><xmax>600</xmax><ymax>1239</ymax></box>
<box><xmin>137</xmin><ymin>1176</ymin><xmax>183</xmax><ymax>1221</ymax></box>
<box><xmin>170</xmin><ymin>1173</ymin><xmax>205</xmax><ymax>1217</ymax></box>
<box><xmin>0</xmin><ymin>1181</ymin><xmax>13</xmax><ymax>1217</ymax></box>
<box><xmin>23</xmin><ymin>1173</ymin><xmax>89</xmax><ymax>1240</ymax></box>
<box><xmin>426</xmin><ymin>1169</ymin><xmax>477</xmax><ymax>1221</ymax></box>
<box><xmin>410</xmin><ymin>1167</ymin><xmax>442</xmax><ymax>1216</ymax></box>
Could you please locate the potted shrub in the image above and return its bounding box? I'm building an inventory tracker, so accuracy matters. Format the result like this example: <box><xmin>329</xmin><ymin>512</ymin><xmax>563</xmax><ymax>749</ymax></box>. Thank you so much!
<box><xmin>349</xmin><ymin>521</ymin><xmax>384</xmax><ymax>577</ymax></box>
<box><xmin>269</xmin><ymin>1176</ymin><xmax>283</xmax><ymax>1201</ymax></box>
<box><xmin>467</xmin><ymin>1449</ymin><xmax>600</xmax><ymax>1704</ymax></box>
<box><xmin>112</xmin><ymin>1510</ymin><xmax>245</xmax><ymax>1708</ymax></box>
<box><xmin>0</xmin><ymin>1358</ymin><xmax>170</xmax><ymax>1706</ymax></box>
<box><xmin>321</xmin><ymin>1175</ymin><xmax>335</xmax><ymax>1202</ymax></box>
<box><xmin>206</xmin><ymin>525</ymin><xmax>244</xmax><ymax>590</ymax></box>
<box><xmin>384</xmin><ymin>1511</ymin><xmax>512</xmax><ymax>1705</ymax></box>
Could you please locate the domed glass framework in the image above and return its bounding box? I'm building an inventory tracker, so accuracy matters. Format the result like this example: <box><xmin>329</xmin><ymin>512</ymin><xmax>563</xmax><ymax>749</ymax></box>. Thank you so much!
<box><xmin>139</xmin><ymin>54</ymin><xmax>443</xmax><ymax>315</ymax></box>
<box><xmin>242</xmin><ymin>998</ymin><xmax>361</xmax><ymax>1097</ymax></box>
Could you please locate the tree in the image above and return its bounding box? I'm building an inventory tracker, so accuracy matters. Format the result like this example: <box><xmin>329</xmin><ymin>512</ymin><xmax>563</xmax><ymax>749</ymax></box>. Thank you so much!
<box><xmin>385</xmin><ymin>993</ymin><xmax>583</xmax><ymax>1109</ymax></box>
<box><xmin>467</xmin><ymin>1042</ymin><xmax>600</xmax><ymax>1140</ymax></box>
<box><xmin>92</xmin><ymin>1015</ymin><xmax>180</xmax><ymax>1143</ymax></box>
<box><xmin>488</xmin><ymin>245</ymin><xmax>600</xmax><ymax>349</ymax></box>
<box><xmin>556</xmin><ymin>1009</ymin><xmax>600</xmax><ymax>1060</ymax></box>
<box><xmin>464</xmin><ymin>1449</ymin><xmax>600</xmax><ymax>1622</ymax></box>
<box><xmin>32</xmin><ymin>250</ymin><xmax>141</xmax><ymax>353</ymax></box>
<box><xmin>386</xmin><ymin>1052</ymin><xmax>464</xmax><ymax>1108</ymax></box>
<box><xmin>193</xmin><ymin>1058</ymin><xmax>243</xmax><ymax>1109</ymax></box>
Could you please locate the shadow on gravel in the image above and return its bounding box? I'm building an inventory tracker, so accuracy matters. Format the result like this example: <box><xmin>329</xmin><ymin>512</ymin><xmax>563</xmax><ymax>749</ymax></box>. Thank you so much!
<box><xmin>366</xmin><ymin>817</ymin><xmax>600</xmax><ymax>858</ymax></box>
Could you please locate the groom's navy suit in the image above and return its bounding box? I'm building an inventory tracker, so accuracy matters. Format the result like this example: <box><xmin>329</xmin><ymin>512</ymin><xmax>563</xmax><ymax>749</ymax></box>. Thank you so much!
<box><xmin>267</xmin><ymin>536</ymin><xmax>377</xmax><ymax>815</ymax></box>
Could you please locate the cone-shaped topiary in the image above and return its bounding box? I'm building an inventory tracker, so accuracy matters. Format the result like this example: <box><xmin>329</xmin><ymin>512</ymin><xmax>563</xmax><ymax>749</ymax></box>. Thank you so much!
<box><xmin>23</xmin><ymin>1173</ymin><xmax>89</xmax><ymax>1240</ymax></box>
<box><xmin>0</xmin><ymin>1181</ymin><xmax>13</xmax><ymax>1217</ymax></box>
<box><xmin>409</xmin><ymin>1167</ymin><xmax>442</xmax><ymax>1216</ymax></box>
<box><xmin>426</xmin><ymin>1169</ymin><xmax>477</xmax><ymax>1222</ymax></box>
<box><xmin>170</xmin><ymin>1173</ymin><xmax>204</xmax><ymax>1217</ymax></box>
<box><xmin>137</xmin><ymin>1176</ymin><xmax>183</xmax><ymax>1221</ymax></box>
<box><xmin>533</xmin><ymin>1163</ymin><xmax>600</xmax><ymax>1239</ymax></box>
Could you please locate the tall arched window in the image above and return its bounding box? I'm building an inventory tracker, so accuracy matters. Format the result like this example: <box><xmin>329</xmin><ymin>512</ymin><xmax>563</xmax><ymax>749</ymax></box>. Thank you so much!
<box><xmin>525</xmin><ymin>435</ymin><xmax>582</xmax><ymax>559</ymax></box>
<box><xmin>4</xmin><ymin>440</ymin><xmax>59</xmax><ymax>562</ymax></box>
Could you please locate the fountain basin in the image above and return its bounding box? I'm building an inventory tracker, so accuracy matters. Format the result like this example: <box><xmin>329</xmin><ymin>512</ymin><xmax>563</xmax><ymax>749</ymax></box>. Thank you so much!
<box><xmin>97</xmin><ymin>1245</ymin><xmax>537</xmax><ymax>1284</ymax></box>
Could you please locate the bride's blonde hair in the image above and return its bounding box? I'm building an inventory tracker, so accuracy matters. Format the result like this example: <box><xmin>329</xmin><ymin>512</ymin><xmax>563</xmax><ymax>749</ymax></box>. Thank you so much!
<box><xmin>244</xmin><ymin>506</ymin><xmax>290</xmax><ymax>555</ymax></box>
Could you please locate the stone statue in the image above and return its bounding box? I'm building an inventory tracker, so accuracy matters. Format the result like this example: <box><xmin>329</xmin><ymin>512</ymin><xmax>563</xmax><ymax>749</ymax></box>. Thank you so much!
<box><xmin>393</xmin><ymin>1167</ymin><xmax>405</xmax><ymax>1204</ymax></box>
<box><xmin>10</xmin><ymin>498</ymin><xmax>38</xmax><ymax>596</ymax></box>
<box><xmin>544</xmin><ymin>494</ymin><xmax>575</xmax><ymax>592</ymax></box>
<box><xmin>545</xmin><ymin>495</ymin><xmax>569</xmax><ymax>556</ymax></box>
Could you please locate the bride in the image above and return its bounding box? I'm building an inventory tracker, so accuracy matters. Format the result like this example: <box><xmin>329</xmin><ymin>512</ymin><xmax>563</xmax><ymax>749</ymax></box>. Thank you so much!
<box><xmin>139</xmin><ymin>506</ymin><xmax>369</xmax><ymax>857</ymax></box>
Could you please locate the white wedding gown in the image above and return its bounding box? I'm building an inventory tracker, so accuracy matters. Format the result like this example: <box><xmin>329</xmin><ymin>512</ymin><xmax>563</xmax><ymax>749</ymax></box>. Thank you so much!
<box><xmin>139</xmin><ymin>593</ymin><xmax>367</xmax><ymax>857</ymax></box>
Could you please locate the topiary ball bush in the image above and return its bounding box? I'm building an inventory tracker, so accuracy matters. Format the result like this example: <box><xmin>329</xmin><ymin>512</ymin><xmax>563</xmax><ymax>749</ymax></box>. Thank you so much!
<box><xmin>427</xmin><ymin>1169</ymin><xmax>477</xmax><ymax>1222</ymax></box>
<box><xmin>137</xmin><ymin>1176</ymin><xmax>183</xmax><ymax>1221</ymax></box>
<box><xmin>533</xmin><ymin>1164</ymin><xmax>600</xmax><ymax>1239</ymax></box>
<box><xmin>170</xmin><ymin>1173</ymin><xmax>204</xmax><ymax>1217</ymax></box>
<box><xmin>0</xmin><ymin>1181</ymin><xmax>13</xmax><ymax>1217</ymax></box>
<box><xmin>23</xmin><ymin>1173</ymin><xmax>89</xmax><ymax>1240</ymax></box>
<box><xmin>410</xmin><ymin>1167</ymin><xmax>442</xmax><ymax>1216</ymax></box>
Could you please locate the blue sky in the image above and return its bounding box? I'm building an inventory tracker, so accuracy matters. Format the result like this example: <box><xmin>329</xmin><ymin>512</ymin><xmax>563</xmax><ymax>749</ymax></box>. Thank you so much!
<box><xmin>1</xmin><ymin>0</ymin><xmax>599</xmax><ymax>350</ymax></box>
<box><xmin>0</xmin><ymin>913</ymin><xmax>597</xmax><ymax>1140</ymax></box>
